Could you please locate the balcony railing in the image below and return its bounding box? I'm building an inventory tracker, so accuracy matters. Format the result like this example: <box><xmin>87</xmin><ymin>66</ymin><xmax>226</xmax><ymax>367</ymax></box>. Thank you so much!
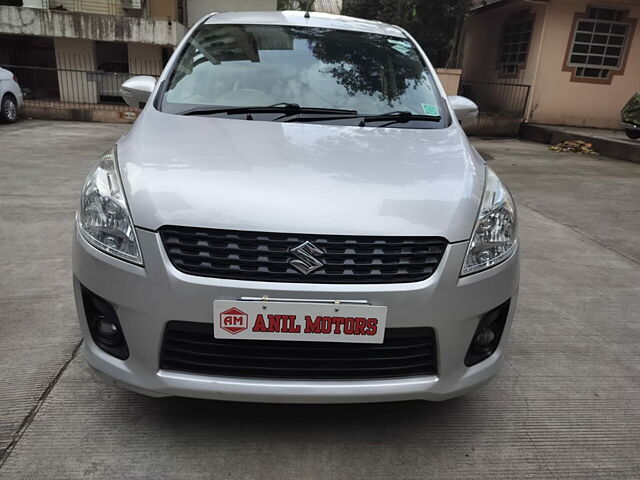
<box><xmin>1</xmin><ymin>57</ymin><xmax>161</xmax><ymax>112</ymax></box>
<box><xmin>36</xmin><ymin>0</ymin><xmax>144</xmax><ymax>17</ymax></box>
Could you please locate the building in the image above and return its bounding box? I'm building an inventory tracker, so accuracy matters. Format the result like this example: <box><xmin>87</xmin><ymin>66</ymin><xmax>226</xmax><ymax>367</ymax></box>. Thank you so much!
<box><xmin>186</xmin><ymin>0</ymin><xmax>276</xmax><ymax>26</ymax></box>
<box><xmin>0</xmin><ymin>0</ymin><xmax>278</xmax><ymax>121</ymax></box>
<box><xmin>311</xmin><ymin>0</ymin><xmax>341</xmax><ymax>15</ymax></box>
<box><xmin>461</xmin><ymin>0</ymin><xmax>640</xmax><ymax>129</ymax></box>
<box><xmin>0</xmin><ymin>0</ymin><xmax>344</xmax><ymax>122</ymax></box>
<box><xmin>0</xmin><ymin>0</ymin><xmax>190</xmax><ymax>120</ymax></box>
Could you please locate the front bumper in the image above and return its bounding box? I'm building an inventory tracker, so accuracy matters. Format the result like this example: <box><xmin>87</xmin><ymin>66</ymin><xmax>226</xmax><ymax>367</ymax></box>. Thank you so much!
<box><xmin>72</xmin><ymin>225</ymin><xmax>519</xmax><ymax>403</ymax></box>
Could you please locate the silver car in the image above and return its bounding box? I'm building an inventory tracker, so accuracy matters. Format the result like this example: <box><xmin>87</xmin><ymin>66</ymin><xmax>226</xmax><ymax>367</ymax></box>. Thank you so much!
<box><xmin>73</xmin><ymin>11</ymin><xmax>519</xmax><ymax>403</ymax></box>
<box><xmin>0</xmin><ymin>67</ymin><xmax>23</xmax><ymax>123</ymax></box>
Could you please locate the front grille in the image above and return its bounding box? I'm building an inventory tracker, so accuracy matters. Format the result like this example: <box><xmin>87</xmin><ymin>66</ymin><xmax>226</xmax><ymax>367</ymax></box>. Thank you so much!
<box><xmin>160</xmin><ymin>321</ymin><xmax>437</xmax><ymax>380</ymax></box>
<box><xmin>160</xmin><ymin>226</ymin><xmax>447</xmax><ymax>284</ymax></box>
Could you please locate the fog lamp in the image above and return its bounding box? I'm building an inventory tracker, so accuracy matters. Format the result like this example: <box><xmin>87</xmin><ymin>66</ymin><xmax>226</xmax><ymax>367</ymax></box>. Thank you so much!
<box><xmin>96</xmin><ymin>316</ymin><xmax>123</xmax><ymax>346</ymax></box>
<box><xmin>474</xmin><ymin>328</ymin><xmax>496</xmax><ymax>349</ymax></box>
<box><xmin>81</xmin><ymin>285</ymin><xmax>129</xmax><ymax>360</ymax></box>
<box><xmin>465</xmin><ymin>300</ymin><xmax>511</xmax><ymax>367</ymax></box>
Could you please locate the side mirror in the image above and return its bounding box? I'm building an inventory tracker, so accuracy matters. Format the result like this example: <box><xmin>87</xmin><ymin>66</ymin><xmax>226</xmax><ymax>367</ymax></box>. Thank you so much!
<box><xmin>121</xmin><ymin>76</ymin><xmax>156</xmax><ymax>109</ymax></box>
<box><xmin>448</xmin><ymin>95</ymin><xmax>479</xmax><ymax>121</ymax></box>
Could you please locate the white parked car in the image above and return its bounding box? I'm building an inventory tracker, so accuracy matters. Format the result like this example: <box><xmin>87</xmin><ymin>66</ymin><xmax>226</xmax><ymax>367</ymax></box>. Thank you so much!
<box><xmin>0</xmin><ymin>67</ymin><xmax>23</xmax><ymax>123</ymax></box>
<box><xmin>74</xmin><ymin>11</ymin><xmax>519</xmax><ymax>403</ymax></box>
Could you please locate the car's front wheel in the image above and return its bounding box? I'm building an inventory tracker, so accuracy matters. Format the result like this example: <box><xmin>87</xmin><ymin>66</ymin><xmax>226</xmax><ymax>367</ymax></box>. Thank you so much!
<box><xmin>625</xmin><ymin>128</ymin><xmax>640</xmax><ymax>140</ymax></box>
<box><xmin>0</xmin><ymin>94</ymin><xmax>18</xmax><ymax>123</ymax></box>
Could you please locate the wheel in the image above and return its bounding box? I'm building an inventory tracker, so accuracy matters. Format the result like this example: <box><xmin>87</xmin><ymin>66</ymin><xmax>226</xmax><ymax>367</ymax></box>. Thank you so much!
<box><xmin>0</xmin><ymin>94</ymin><xmax>18</xmax><ymax>123</ymax></box>
<box><xmin>624</xmin><ymin>128</ymin><xmax>640</xmax><ymax>140</ymax></box>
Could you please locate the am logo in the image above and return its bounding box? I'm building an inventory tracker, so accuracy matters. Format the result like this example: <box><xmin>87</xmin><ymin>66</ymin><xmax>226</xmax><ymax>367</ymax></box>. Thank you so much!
<box><xmin>220</xmin><ymin>307</ymin><xmax>249</xmax><ymax>334</ymax></box>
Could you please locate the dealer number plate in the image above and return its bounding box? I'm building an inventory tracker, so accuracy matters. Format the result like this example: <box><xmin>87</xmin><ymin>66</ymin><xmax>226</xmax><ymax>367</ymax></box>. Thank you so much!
<box><xmin>213</xmin><ymin>300</ymin><xmax>387</xmax><ymax>344</ymax></box>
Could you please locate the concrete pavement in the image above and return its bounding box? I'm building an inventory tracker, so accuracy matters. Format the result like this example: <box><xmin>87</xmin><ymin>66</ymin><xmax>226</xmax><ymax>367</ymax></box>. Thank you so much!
<box><xmin>475</xmin><ymin>138</ymin><xmax>640</xmax><ymax>262</ymax></box>
<box><xmin>0</xmin><ymin>121</ymin><xmax>129</xmax><ymax>459</ymax></box>
<box><xmin>0</xmin><ymin>122</ymin><xmax>638</xmax><ymax>479</ymax></box>
<box><xmin>519</xmin><ymin>124</ymin><xmax>640</xmax><ymax>164</ymax></box>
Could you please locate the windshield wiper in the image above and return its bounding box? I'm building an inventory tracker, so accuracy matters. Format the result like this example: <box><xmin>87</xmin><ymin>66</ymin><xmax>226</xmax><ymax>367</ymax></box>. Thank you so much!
<box><xmin>286</xmin><ymin>110</ymin><xmax>442</xmax><ymax>126</ymax></box>
<box><xmin>181</xmin><ymin>103</ymin><xmax>358</xmax><ymax>117</ymax></box>
<box><xmin>182</xmin><ymin>105</ymin><xmax>440</xmax><ymax>126</ymax></box>
<box><xmin>361</xmin><ymin>110</ymin><xmax>441</xmax><ymax>126</ymax></box>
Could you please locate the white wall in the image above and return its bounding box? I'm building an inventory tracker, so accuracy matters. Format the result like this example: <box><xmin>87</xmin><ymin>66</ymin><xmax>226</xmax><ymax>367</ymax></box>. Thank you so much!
<box><xmin>54</xmin><ymin>38</ymin><xmax>98</xmax><ymax>104</ymax></box>
<box><xmin>186</xmin><ymin>0</ymin><xmax>277</xmax><ymax>26</ymax></box>
<box><xmin>22</xmin><ymin>0</ymin><xmax>44</xmax><ymax>7</ymax></box>
<box><xmin>128</xmin><ymin>43</ymin><xmax>164</xmax><ymax>75</ymax></box>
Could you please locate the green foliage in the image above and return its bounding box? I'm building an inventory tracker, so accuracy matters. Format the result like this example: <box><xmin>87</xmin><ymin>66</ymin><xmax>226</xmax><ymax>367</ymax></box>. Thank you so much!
<box><xmin>341</xmin><ymin>0</ymin><xmax>471</xmax><ymax>67</ymax></box>
<box><xmin>278</xmin><ymin>0</ymin><xmax>315</xmax><ymax>10</ymax></box>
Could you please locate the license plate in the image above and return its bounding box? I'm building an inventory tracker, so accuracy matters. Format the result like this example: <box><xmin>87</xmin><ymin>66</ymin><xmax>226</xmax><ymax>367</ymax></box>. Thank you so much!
<box><xmin>213</xmin><ymin>300</ymin><xmax>387</xmax><ymax>344</ymax></box>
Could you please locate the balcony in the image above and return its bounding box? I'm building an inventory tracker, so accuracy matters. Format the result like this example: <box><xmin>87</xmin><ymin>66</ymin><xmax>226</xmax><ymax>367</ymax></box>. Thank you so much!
<box><xmin>0</xmin><ymin>2</ymin><xmax>186</xmax><ymax>45</ymax></box>
<box><xmin>22</xmin><ymin>0</ymin><xmax>144</xmax><ymax>16</ymax></box>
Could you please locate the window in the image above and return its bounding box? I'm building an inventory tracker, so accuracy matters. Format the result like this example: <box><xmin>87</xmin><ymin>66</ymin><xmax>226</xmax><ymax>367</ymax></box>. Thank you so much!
<box><xmin>160</xmin><ymin>24</ymin><xmax>448</xmax><ymax>129</ymax></box>
<box><xmin>565</xmin><ymin>7</ymin><xmax>636</xmax><ymax>82</ymax></box>
<box><xmin>497</xmin><ymin>12</ymin><xmax>534</xmax><ymax>76</ymax></box>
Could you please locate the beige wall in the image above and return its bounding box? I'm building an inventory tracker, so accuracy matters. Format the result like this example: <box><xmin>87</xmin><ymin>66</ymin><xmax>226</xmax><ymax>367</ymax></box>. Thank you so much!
<box><xmin>529</xmin><ymin>0</ymin><xmax>640</xmax><ymax>128</ymax></box>
<box><xmin>186</xmin><ymin>0</ymin><xmax>277</xmax><ymax>26</ymax></box>
<box><xmin>149</xmin><ymin>0</ymin><xmax>178</xmax><ymax>21</ymax></box>
<box><xmin>436</xmin><ymin>68</ymin><xmax>462</xmax><ymax>96</ymax></box>
<box><xmin>54</xmin><ymin>38</ymin><xmax>98</xmax><ymax>104</ymax></box>
<box><xmin>461</xmin><ymin>1</ymin><xmax>546</xmax><ymax>117</ymax></box>
<box><xmin>462</xmin><ymin>0</ymin><xmax>546</xmax><ymax>87</ymax></box>
<box><xmin>462</xmin><ymin>0</ymin><xmax>640</xmax><ymax>128</ymax></box>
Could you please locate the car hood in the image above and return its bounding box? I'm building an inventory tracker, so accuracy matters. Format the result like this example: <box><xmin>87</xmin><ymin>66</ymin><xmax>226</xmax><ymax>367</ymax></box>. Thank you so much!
<box><xmin>117</xmin><ymin>109</ymin><xmax>485</xmax><ymax>242</ymax></box>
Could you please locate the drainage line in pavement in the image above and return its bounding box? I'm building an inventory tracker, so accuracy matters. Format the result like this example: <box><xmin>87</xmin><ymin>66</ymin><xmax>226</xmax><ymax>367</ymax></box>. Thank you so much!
<box><xmin>0</xmin><ymin>340</ymin><xmax>83</xmax><ymax>469</ymax></box>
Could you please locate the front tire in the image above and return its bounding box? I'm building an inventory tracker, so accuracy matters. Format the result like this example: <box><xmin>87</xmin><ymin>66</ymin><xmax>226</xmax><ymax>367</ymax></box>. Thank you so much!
<box><xmin>625</xmin><ymin>128</ymin><xmax>640</xmax><ymax>140</ymax></box>
<box><xmin>1</xmin><ymin>94</ymin><xmax>18</xmax><ymax>123</ymax></box>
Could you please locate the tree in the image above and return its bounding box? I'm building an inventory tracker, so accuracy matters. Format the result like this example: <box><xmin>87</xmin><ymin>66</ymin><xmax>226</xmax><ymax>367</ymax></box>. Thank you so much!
<box><xmin>277</xmin><ymin>0</ymin><xmax>315</xmax><ymax>10</ymax></box>
<box><xmin>293</xmin><ymin>28</ymin><xmax>424</xmax><ymax>104</ymax></box>
<box><xmin>341</xmin><ymin>0</ymin><xmax>471</xmax><ymax>68</ymax></box>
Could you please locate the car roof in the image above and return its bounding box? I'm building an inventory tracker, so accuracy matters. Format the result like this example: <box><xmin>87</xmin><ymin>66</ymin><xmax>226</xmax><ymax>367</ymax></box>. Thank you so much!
<box><xmin>203</xmin><ymin>10</ymin><xmax>406</xmax><ymax>38</ymax></box>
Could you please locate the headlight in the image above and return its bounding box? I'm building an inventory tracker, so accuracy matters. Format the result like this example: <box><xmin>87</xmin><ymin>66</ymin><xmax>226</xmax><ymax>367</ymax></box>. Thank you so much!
<box><xmin>461</xmin><ymin>167</ymin><xmax>517</xmax><ymax>276</ymax></box>
<box><xmin>78</xmin><ymin>147</ymin><xmax>143</xmax><ymax>265</ymax></box>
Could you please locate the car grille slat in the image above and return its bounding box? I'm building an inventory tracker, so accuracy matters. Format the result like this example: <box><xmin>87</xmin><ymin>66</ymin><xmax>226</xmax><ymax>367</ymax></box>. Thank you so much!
<box><xmin>160</xmin><ymin>227</ymin><xmax>447</xmax><ymax>284</ymax></box>
<box><xmin>168</xmin><ymin>253</ymin><xmax>435</xmax><ymax>270</ymax></box>
<box><xmin>165</xmin><ymin>339</ymin><xmax>433</xmax><ymax>361</ymax></box>
<box><xmin>160</xmin><ymin>321</ymin><xmax>437</xmax><ymax>380</ymax></box>
<box><xmin>166</xmin><ymin>332</ymin><xmax>434</xmax><ymax>352</ymax></box>
<box><xmin>164</xmin><ymin>345</ymin><xmax>432</xmax><ymax>364</ymax></box>
<box><xmin>164</xmin><ymin>230</ymin><xmax>443</xmax><ymax>247</ymax></box>
<box><xmin>166</xmin><ymin>248</ymin><xmax>440</xmax><ymax>261</ymax></box>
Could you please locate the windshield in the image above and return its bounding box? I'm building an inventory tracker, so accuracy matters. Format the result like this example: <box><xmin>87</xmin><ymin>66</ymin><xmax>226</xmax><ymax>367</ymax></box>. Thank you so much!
<box><xmin>160</xmin><ymin>24</ymin><xmax>448</xmax><ymax>128</ymax></box>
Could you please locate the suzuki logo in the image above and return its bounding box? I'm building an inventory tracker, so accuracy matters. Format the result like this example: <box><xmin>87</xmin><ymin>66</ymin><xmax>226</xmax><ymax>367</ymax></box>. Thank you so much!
<box><xmin>289</xmin><ymin>241</ymin><xmax>325</xmax><ymax>275</ymax></box>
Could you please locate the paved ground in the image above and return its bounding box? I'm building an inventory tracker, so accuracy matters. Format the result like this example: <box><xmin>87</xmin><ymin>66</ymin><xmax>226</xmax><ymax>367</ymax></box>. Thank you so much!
<box><xmin>0</xmin><ymin>121</ymin><xmax>639</xmax><ymax>479</ymax></box>
<box><xmin>522</xmin><ymin>124</ymin><xmax>640</xmax><ymax>165</ymax></box>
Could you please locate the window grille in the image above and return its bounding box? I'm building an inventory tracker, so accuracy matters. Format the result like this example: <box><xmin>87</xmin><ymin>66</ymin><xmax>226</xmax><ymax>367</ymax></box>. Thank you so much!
<box><xmin>497</xmin><ymin>13</ymin><xmax>534</xmax><ymax>76</ymax></box>
<box><xmin>566</xmin><ymin>7</ymin><xmax>632</xmax><ymax>80</ymax></box>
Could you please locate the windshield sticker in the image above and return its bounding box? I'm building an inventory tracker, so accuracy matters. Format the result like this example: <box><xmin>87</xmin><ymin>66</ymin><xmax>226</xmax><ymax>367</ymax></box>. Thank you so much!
<box><xmin>421</xmin><ymin>103</ymin><xmax>439</xmax><ymax>116</ymax></box>
<box><xmin>387</xmin><ymin>39</ymin><xmax>413</xmax><ymax>55</ymax></box>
